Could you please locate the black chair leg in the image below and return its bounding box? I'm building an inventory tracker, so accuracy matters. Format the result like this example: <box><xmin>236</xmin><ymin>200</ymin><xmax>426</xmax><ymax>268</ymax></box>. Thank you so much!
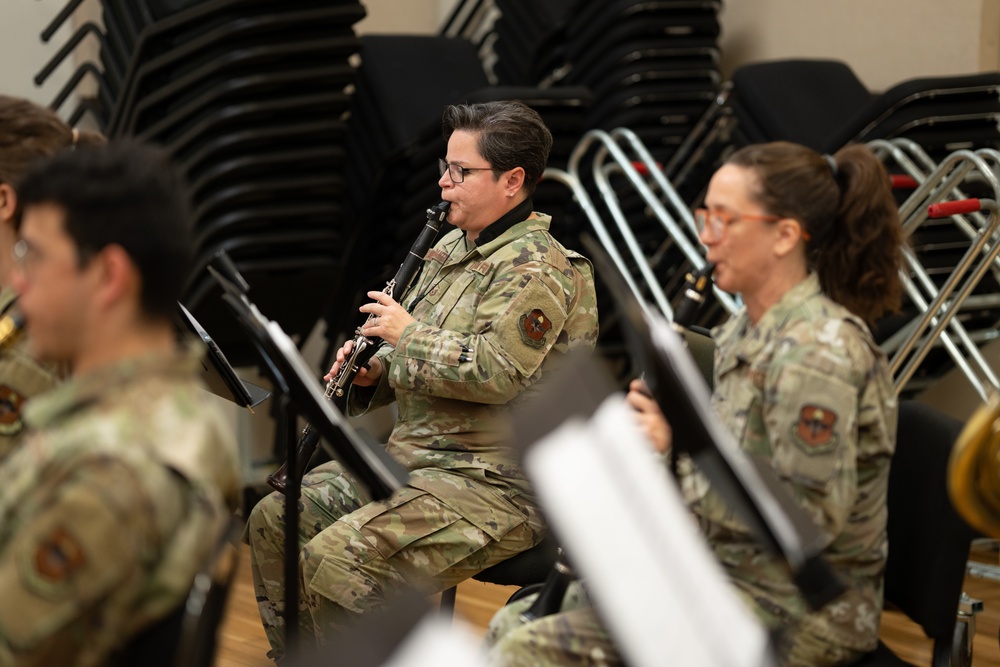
<box><xmin>440</xmin><ymin>585</ymin><xmax>457</xmax><ymax>623</ymax></box>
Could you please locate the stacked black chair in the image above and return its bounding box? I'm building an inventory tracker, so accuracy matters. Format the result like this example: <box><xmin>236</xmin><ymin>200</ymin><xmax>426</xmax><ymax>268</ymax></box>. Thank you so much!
<box><xmin>668</xmin><ymin>60</ymin><xmax>1000</xmax><ymax>202</ymax></box>
<box><xmin>450</xmin><ymin>0</ymin><xmax>725</xmax><ymax>167</ymax></box>
<box><xmin>823</xmin><ymin>72</ymin><xmax>1000</xmax><ymax>156</ymax></box>
<box><xmin>664</xmin><ymin>58</ymin><xmax>875</xmax><ymax>203</ymax></box>
<box><xmin>38</xmin><ymin>0</ymin><xmax>367</xmax><ymax>367</ymax></box>
<box><xmin>488</xmin><ymin>0</ymin><xmax>576</xmax><ymax>86</ymax></box>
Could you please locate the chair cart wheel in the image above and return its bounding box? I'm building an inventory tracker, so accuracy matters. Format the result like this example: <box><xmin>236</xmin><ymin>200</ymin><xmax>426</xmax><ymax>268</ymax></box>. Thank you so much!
<box><xmin>950</xmin><ymin>619</ymin><xmax>972</xmax><ymax>667</ymax></box>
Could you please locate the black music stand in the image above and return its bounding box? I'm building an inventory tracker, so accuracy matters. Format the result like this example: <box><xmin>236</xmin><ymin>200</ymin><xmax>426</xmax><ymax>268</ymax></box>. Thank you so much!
<box><xmin>586</xmin><ymin>235</ymin><xmax>843</xmax><ymax>609</ymax></box>
<box><xmin>176</xmin><ymin>302</ymin><xmax>271</xmax><ymax>411</ymax></box>
<box><xmin>207</xmin><ymin>251</ymin><xmax>407</xmax><ymax>659</ymax></box>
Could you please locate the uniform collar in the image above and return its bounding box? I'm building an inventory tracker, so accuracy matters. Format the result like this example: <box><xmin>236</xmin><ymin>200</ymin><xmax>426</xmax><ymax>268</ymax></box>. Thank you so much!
<box><xmin>473</xmin><ymin>197</ymin><xmax>535</xmax><ymax>247</ymax></box>
<box><xmin>474</xmin><ymin>212</ymin><xmax>552</xmax><ymax>259</ymax></box>
<box><xmin>713</xmin><ymin>273</ymin><xmax>823</xmax><ymax>373</ymax></box>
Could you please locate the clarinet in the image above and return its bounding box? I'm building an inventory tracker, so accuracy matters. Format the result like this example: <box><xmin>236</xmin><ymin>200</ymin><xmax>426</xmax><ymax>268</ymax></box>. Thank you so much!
<box><xmin>520</xmin><ymin>263</ymin><xmax>717</xmax><ymax>622</ymax></box>
<box><xmin>672</xmin><ymin>262</ymin><xmax>715</xmax><ymax>331</ymax></box>
<box><xmin>266</xmin><ymin>201</ymin><xmax>450</xmax><ymax>494</ymax></box>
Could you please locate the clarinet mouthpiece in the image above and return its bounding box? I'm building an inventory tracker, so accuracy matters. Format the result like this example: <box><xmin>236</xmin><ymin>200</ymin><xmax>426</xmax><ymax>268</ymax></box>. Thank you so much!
<box><xmin>428</xmin><ymin>201</ymin><xmax>451</xmax><ymax>222</ymax></box>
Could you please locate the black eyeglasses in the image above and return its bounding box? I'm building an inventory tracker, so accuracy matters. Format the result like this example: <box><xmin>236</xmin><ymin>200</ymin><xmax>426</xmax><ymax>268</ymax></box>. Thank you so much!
<box><xmin>438</xmin><ymin>158</ymin><xmax>492</xmax><ymax>184</ymax></box>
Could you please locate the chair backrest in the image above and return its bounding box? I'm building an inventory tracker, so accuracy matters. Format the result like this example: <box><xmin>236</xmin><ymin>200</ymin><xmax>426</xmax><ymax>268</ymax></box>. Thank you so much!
<box><xmin>731</xmin><ymin>59</ymin><xmax>873</xmax><ymax>151</ymax></box>
<box><xmin>884</xmin><ymin>401</ymin><xmax>975</xmax><ymax>639</ymax></box>
<box><xmin>824</xmin><ymin>72</ymin><xmax>1000</xmax><ymax>153</ymax></box>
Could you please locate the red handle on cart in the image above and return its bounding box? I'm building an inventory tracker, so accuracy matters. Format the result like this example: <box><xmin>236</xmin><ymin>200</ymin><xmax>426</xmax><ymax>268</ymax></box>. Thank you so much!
<box><xmin>928</xmin><ymin>199</ymin><xmax>982</xmax><ymax>218</ymax></box>
<box><xmin>632</xmin><ymin>161</ymin><xmax>662</xmax><ymax>176</ymax></box>
<box><xmin>890</xmin><ymin>174</ymin><xmax>919</xmax><ymax>190</ymax></box>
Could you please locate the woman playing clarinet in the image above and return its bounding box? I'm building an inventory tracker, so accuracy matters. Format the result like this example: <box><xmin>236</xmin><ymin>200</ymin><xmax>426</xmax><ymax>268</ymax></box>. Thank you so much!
<box><xmin>247</xmin><ymin>100</ymin><xmax>599</xmax><ymax>663</ymax></box>
<box><xmin>488</xmin><ymin>141</ymin><xmax>904</xmax><ymax>667</ymax></box>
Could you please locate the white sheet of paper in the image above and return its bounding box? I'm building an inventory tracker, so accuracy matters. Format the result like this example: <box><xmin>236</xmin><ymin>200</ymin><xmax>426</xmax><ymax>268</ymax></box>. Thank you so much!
<box><xmin>382</xmin><ymin>616</ymin><xmax>487</xmax><ymax>667</ymax></box>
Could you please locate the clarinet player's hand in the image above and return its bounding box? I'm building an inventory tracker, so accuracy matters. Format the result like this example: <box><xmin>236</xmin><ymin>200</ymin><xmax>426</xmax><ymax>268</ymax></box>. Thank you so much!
<box><xmin>359</xmin><ymin>291</ymin><xmax>415</xmax><ymax>347</ymax></box>
<box><xmin>325</xmin><ymin>339</ymin><xmax>383</xmax><ymax>387</ymax></box>
<box><xmin>626</xmin><ymin>378</ymin><xmax>672</xmax><ymax>453</ymax></box>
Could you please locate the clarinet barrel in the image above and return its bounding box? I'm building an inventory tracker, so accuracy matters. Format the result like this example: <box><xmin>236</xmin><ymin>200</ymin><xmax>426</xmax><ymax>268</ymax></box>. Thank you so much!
<box><xmin>671</xmin><ymin>262</ymin><xmax>715</xmax><ymax>331</ymax></box>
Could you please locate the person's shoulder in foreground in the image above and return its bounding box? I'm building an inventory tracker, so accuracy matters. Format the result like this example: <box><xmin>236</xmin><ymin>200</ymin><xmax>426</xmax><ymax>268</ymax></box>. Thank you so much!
<box><xmin>0</xmin><ymin>140</ymin><xmax>240</xmax><ymax>667</ymax></box>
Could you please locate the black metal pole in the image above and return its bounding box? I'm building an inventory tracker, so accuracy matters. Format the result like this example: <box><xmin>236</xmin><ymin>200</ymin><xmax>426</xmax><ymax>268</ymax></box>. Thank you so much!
<box><xmin>281</xmin><ymin>396</ymin><xmax>300</xmax><ymax>659</ymax></box>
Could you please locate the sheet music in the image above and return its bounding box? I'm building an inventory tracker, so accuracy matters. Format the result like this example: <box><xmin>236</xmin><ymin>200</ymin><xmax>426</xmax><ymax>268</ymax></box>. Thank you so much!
<box><xmin>524</xmin><ymin>394</ymin><xmax>774</xmax><ymax>667</ymax></box>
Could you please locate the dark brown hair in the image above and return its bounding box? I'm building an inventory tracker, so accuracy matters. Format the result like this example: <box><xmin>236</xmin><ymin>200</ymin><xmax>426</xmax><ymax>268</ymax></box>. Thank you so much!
<box><xmin>726</xmin><ymin>141</ymin><xmax>905</xmax><ymax>324</ymax></box>
<box><xmin>442</xmin><ymin>100</ymin><xmax>552</xmax><ymax>196</ymax></box>
<box><xmin>19</xmin><ymin>141</ymin><xmax>191</xmax><ymax>320</ymax></box>
<box><xmin>0</xmin><ymin>96</ymin><xmax>105</xmax><ymax>227</ymax></box>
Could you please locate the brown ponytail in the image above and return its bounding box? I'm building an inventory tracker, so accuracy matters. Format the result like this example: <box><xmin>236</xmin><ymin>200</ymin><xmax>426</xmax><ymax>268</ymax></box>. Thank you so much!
<box><xmin>726</xmin><ymin>141</ymin><xmax>904</xmax><ymax>325</ymax></box>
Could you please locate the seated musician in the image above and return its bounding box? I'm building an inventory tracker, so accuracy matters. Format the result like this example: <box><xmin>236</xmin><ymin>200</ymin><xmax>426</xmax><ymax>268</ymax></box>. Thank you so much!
<box><xmin>487</xmin><ymin>141</ymin><xmax>904</xmax><ymax>667</ymax></box>
<box><xmin>0</xmin><ymin>141</ymin><xmax>241</xmax><ymax>665</ymax></box>
<box><xmin>0</xmin><ymin>96</ymin><xmax>104</xmax><ymax>460</ymax></box>
<box><xmin>247</xmin><ymin>100</ymin><xmax>600</xmax><ymax>661</ymax></box>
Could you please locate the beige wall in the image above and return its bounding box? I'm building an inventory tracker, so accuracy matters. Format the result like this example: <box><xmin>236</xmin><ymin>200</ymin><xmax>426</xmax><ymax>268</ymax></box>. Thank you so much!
<box><xmin>720</xmin><ymin>0</ymin><xmax>998</xmax><ymax>91</ymax></box>
<box><xmin>356</xmin><ymin>0</ymin><xmax>457</xmax><ymax>34</ymax></box>
<box><xmin>8</xmin><ymin>0</ymin><xmax>999</xmax><ymax>112</ymax></box>
<box><xmin>0</xmin><ymin>3</ymin><xmax>82</xmax><ymax>108</ymax></box>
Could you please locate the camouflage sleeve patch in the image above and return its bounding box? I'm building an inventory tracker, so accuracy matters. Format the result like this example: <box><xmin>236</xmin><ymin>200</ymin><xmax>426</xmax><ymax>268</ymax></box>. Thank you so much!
<box><xmin>489</xmin><ymin>275</ymin><xmax>567</xmax><ymax>378</ymax></box>
<box><xmin>766</xmin><ymin>361</ymin><xmax>858</xmax><ymax>496</ymax></box>
<box><xmin>0</xmin><ymin>384</ymin><xmax>26</xmax><ymax>436</ymax></box>
<box><xmin>793</xmin><ymin>404</ymin><xmax>838</xmax><ymax>452</ymax></box>
<box><xmin>0</xmin><ymin>464</ymin><xmax>142</xmax><ymax>651</ymax></box>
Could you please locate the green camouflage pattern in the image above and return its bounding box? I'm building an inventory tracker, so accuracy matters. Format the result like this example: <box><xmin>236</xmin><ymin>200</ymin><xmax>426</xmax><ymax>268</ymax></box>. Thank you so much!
<box><xmin>692</xmin><ymin>272</ymin><xmax>895</xmax><ymax>665</ymax></box>
<box><xmin>249</xmin><ymin>213</ymin><xmax>599</xmax><ymax>655</ymax></box>
<box><xmin>485</xmin><ymin>581</ymin><xmax>619</xmax><ymax>666</ymax></box>
<box><xmin>0</xmin><ymin>344</ymin><xmax>241</xmax><ymax>666</ymax></box>
<box><xmin>0</xmin><ymin>287</ymin><xmax>61</xmax><ymax>461</ymax></box>
<box><xmin>486</xmin><ymin>273</ymin><xmax>895</xmax><ymax>667</ymax></box>
<box><xmin>350</xmin><ymin>213</ymin><xmax>600</xmax><ymax>494</ymax></box>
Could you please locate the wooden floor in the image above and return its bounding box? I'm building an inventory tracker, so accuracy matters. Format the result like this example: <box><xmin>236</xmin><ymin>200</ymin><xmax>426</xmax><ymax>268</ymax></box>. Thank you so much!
<box><xmin>215</xmin><ymin>541</ymin><xmax>1000</xmax><ymax>666</ymax></box>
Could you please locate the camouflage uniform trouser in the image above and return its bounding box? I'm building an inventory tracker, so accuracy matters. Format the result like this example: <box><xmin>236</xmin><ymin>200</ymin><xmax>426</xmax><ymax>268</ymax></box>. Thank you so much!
<box><xmin>248</xmin><ymin>460</ymin><xmax>542</xmax><ymax>657</ymax></box>
<box><xmin>484</xmin><ymin>581</ymin><xmax>865</xmax><ymax>667</ymax></box>
<box><xmin>484</xmin><ymin>581</ymin><xmax>622</xmax><ymax>666</ymax></box>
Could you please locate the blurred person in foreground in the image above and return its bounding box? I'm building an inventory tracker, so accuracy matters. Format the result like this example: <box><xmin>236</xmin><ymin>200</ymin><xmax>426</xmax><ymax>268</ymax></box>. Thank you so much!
<box><xmin>0</xmin><ymin>141</ymin><xmax>240</xmax><ymax>666</ymax></box>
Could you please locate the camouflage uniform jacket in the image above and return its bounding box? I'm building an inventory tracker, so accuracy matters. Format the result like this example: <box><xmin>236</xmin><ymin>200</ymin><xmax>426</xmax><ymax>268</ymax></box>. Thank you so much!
<box><xmin>348</xmin><ymin>212</ymin><xmax>599</xmax><ymax>498</ymax></box>
<box><xmin>0</xmin><ymin>344</ymin><xmax>241</xmax><ymax>667</ymax></box>
<box><xmin>687</xmin><ymin>273</ymin><xmax>896</xmax><ymax>657</ymax></box>
<box><xmin>0</xmin><ymin>287</ymin><xmax>60</xmax><ymax>461</ymax></box>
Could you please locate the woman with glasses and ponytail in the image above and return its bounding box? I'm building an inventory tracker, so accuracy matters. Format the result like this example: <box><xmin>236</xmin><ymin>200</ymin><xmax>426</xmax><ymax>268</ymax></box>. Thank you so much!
<box><xmin>488</xmin><ymin>141</ymin><xmax>905</xmax><ymax>667</ymax></box>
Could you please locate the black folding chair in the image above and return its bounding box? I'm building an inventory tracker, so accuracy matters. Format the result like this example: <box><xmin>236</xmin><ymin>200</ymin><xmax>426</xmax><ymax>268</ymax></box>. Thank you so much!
<box><xmin>852</xmin><ymin>401</ymin><xmax>977</xmax><ymax>667</ymax></box>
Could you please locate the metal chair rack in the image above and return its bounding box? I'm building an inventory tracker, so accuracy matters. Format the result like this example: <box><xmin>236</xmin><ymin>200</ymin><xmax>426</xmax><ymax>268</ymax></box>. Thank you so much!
<box><xmin>871</xmin><ymin>142</ymin><xmax>1000</xmax><ymax>399</ymax></box>
<box><xmin>545</xmin><ymin>127</ymin><xmax>739</xmax><ymax>325</ymax></box>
